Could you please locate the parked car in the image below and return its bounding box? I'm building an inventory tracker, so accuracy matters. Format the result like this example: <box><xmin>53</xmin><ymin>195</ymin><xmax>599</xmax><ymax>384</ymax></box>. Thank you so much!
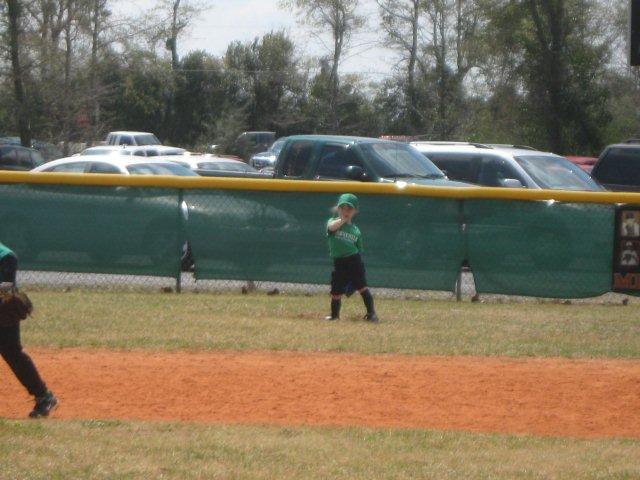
<box><xmin>0</xmin><ymin>136</ymin><xmax>63</xmax><ymax>161</ymax></box>
<box><xmin>274</xmin><ymin>135</ymin><xmax>469</xmax><ymax>186</ymax></box>
<box><xmin>409</xmin><ymin>142</ymin><xmax>609</xmax><ymax>275</ymax></box>
<box><xmin>77</xmin><ymin>146</ymin><xmax>134</xmax><ymax>156</ymax></box>
<box><xmin>79</xmin><ymin>145</ymin><xmax>186</xmax><ymax>157</ymax></box>
<box><xmin>591</xmin><ymin>139</ymin><xmax>640</xmax><ymax>191</ymax></box>
<box><xmin>32</xmin><ymin>140</ymin><xmax>64</xmax><ymax>160</ymax></box>
<box><xmin>249</xmin><ymin>137</ymin><xmax>287</xmax><ymax>170</ymax></box>
<box><xmin>166</xmin><ymin>154</ymin><xmax>270</xmax><ymax>178</ymax></box>
<box><xmin>230</xmin><ymin>131</ymin><xmax>276</xmax><ymax>161</ymax></box>
<box><xmin>105</xmin><ymin>131</ymin><xmax>161</xmax><ymax>147</ymax></box>
<box><xmin>564</xmin><ymin>155</ymin><xmax>598</xmax><ymax>173</ymax></box>
<box><xmin>31</xmin><ymin>155</ymin><xmax>197</xmax><ymax>176</ymax></box>
<box><xmin>0</xmin><ymin>144</ymin><xmax>46</xmax><ymax>171</ymax></box>
<box><xmin>31</xmin><ymin>155</ymin><xmax>196</xmax><ymax>269</ymax></box>
<box><xmin>410</xmin><ymin>142</ymin><xmax>602</xmax><ymax>191</ymax></box>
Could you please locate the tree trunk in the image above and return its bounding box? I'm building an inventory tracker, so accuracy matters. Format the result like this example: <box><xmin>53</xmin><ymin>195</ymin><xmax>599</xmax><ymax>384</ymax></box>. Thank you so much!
<box><xmin>435</xmin><ymin>2</ymin><xmax>448</xmax><ymax>139</ymax></box>
<box><xmin>330</xmin><ymin>21</ymin><xmax>344</xmax><ymax>132</ymax></box>
<box><xmin>407</xmin><ymin>0</ymin><xmax>420</xmax><ymax>132</ymax></box>
<box><xmin>170</xmin><ymin>0</ymin><xmax>181</xmax><ymax>70</ymax></box>
<box><xmin>528</xmin><ymin>0</ymin><xmax>566</xmax><ymax>153</ymax></box>
<box><xmin>90</xmin><ymin>0</ymin><xmax>102</xmax><ymax>143</ymax></box>
<box><xmin>62</xmin><ymin>0</ymin><xmax>74</xmax><ymax>156</ymax></box>
<box><xmin>6</xmin><ymin>0</ymin><xmax>32</xmax><ymax>147</ymax></box>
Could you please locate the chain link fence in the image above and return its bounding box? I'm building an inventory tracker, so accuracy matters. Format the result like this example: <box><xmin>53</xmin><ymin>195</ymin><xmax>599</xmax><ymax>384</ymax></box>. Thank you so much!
<box><xmin>1</xmin><ymin>175</ymin><xmax>637</xmax><ymax>304</ymax></box>
<box><xmin>16</xmin><ymin>269</ymin><xmax>637</xmax><ymax>305</ymax></box>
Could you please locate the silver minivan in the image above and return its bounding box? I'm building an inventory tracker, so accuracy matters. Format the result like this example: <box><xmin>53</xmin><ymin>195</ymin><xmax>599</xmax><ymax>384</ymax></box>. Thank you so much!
<box><xmin>410</xmin><ymin>142</ymin><xmax>602</xmax><ymax>191</ymax></box>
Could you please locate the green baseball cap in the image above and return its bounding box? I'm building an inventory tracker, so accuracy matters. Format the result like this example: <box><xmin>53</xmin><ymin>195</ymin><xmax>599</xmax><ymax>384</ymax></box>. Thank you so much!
<box><xmin>337</xmin><ymin>193</ymin><xmax>359</xmax><ymax>210</ymax></box>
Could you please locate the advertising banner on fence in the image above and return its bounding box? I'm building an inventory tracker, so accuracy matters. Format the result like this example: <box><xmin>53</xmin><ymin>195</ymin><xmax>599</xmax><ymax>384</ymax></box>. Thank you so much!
<box><xmin>613</xmin><ymin>206</ymin><xmax>640</xmax><ymax>292</ymax></box>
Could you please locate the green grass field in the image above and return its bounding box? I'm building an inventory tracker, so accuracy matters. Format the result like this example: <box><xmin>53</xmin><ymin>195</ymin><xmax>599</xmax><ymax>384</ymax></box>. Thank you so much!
<box><xmin>0</xmin><ymin>420</ymin><xmax>639</xmax><ymax>480</ymax></box>
<box><xmin>2</xmin><ymin>291</ymin><xmax>639</xmax><ymax>479</ymax></box>
<box><xmin>24</xmin><ymin>291</ymin><xmax>640</xmax><ymax>358</ymax></box>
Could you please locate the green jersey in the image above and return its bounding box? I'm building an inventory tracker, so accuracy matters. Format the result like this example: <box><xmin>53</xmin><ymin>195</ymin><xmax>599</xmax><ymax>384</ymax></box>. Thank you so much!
<box><xmin>326</xmin><ymin>217</ymin><xmax>363</xmax><ymax>259</ymax></box>
<box><xmin>0</xmin><ymin>242</ymin><xmax>14</xmax><ymax>260</ymax></box>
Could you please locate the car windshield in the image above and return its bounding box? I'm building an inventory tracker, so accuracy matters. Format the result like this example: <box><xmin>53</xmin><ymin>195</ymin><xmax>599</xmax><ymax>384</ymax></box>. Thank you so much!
<box><xmin>84</xmin><ymin>148</ymin><xmax>131</xmax><ymax>156</ymax></box>
<box><xmin>359</xmin><ymin>143</ymin><xmax>446</xmax><ymax>179</ymax></box>
<box><xmin>269</xmin><ymin>139</ymin><xmax>286</xmax><ymax>155</ymax></box>
<box><xmin>514</xmin><ymin>155</ymin><xmax>601</xmax><ymax>190</ymax></box>
<box><xmin>161</xmin><ymin>149</ymin><xmax>185</xmax><ymax>156</ymax></box>
<box><xmin>134</xmin><ymin>134</ymin><xmax>161</xmax><ymax>146</ymax></box>
<box><xmin>126</xmin><ymin>162</ymin><xmax>197</xmax><ymax>176</ymax></box>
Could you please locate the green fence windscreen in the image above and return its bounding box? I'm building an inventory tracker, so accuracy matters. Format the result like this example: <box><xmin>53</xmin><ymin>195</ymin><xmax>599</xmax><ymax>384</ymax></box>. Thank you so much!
<box><xmin>185</xmin><ymin>191</ymin><xmax>465</xmax><ymax>291</ymax></box>
<box><xmin>0</xmin><ymin>180</ymin><xmax>621</xmax><ymax>298</ymax></box>
<box><xmin>465</xmin><ymin>200</ymin><xmax>614</xmax><ymax>298</ymax></box>
<box><xmin>0</xmin><ymin>184</ymin><xmax>182</xmax><ymax>276</ymax></box>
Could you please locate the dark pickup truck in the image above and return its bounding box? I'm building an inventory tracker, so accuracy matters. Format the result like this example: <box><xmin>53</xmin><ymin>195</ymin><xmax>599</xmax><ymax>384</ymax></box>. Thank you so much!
<box><xmin>195</xmin><ymin>135</ymin><xmax>468</xmax><ymax>187</ymax></box>
<box><xmin>271</xmin><ymin>135</ymin><xmax>468</xmax><ymax>186</ymax></box>
<box><xmin>591</xmin><ymin>140</ymin><xmax>640</xmax><ymax>192</ymax></box>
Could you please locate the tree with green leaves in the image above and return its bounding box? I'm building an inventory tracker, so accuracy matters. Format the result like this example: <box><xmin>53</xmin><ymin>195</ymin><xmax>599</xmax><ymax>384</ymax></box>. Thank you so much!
<box><xmin>108</xmin><ymin>50</ymin><xmax>173</xmax><ymax>139</ymax></box>
<box><xmin>422</xmin><ymin>0</ymin><xmax>481</xmax><ymax>139</ymax></box>
<box><xmin>224</xmin><ymin>31</ymin><xmax>304</xmax><ymax>135</ymax></box>
<box><xmin>375</xmin><ymin>0</ymin><xmax>481</xmax><ymax>139</ymax></box>
<box><xmin>3</xmin><ymin>0</ymin><xmax>32</xmax><ymax>146</ymax></box>
<box><xmin>481</xmin><ymin>0</ymin><xmax>611</xmax><ymax>154</ymax></box>
<box><xmin>598</xmin><ymin>0</ymin><xmax>640</xmax><ymax>144</ymax></box>
<box><xmin>282</xmin><ymin>0</ymin><xmax>364</xmax><ymax>132</ymax></box>
<box><xmin>88</xmin><ymin>0</ymin><xmax>110</xmax><ymax>141</ymax></box>
<box><xmin>304</xmin><ymin>58</ymin><xmax>380</xmax><ymax>135</ymax></box>
<box><xmin>171</xmin><ymin>50</ymin><xmax>227</xmax><ymax>146</ymax></box>
<box><xmin>377</xmin><ymin>0</ymin><xmax>424</xmax><ymax>133</ymax></box>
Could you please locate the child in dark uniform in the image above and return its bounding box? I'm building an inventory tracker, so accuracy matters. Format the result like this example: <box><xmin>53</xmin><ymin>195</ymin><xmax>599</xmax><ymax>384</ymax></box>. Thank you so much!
<box><xmin>0</xmin><ymin>241</ymin><xmax>58</xmax><ymax>418</ymax></box>
<box><xmin>325</xmin><ymin>193</ymin><xmax>378</xmax><ymax>322</ymax></box>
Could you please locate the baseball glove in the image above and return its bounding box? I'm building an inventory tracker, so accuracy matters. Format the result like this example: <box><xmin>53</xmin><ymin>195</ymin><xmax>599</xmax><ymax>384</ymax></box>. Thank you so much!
<box><xmin>0</xmin><ymin>290</ymin><xmax>33</xmax><ymax>328</ymax></box>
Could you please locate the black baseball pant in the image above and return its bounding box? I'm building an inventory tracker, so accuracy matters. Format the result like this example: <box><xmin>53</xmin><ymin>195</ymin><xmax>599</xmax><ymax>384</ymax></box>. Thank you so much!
<box><xmin>0</xmin><ymin>254</ymin><xmax>47</xmax><ymax>397</ymax></box>
<box><xmin>331</xmin><ymin>253</ymin><xmax>368</xmax><ymax>295</ymax></box>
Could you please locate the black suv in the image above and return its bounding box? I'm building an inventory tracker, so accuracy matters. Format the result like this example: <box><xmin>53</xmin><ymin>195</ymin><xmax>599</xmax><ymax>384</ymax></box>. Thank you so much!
<box><xmin>230</xmin><ymin>131</ymin><xmax>276</xmax><ymax>161</ymax></box>
<box><xmin>591</xmin><ymin>139</ymin><xmax>640</xmax><ymax>191</ymax></box>
<box><xmin>0</xmin><ymin>144</ymin><xmax>46</xmax><ymax>171</ymax></box>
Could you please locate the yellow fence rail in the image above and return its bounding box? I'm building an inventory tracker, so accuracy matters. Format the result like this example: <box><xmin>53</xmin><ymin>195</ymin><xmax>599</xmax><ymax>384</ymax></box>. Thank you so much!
<box><xmin>1</xmin><ymin>171</ymin><xmax>640</xmax><ymax>205</ymax></box>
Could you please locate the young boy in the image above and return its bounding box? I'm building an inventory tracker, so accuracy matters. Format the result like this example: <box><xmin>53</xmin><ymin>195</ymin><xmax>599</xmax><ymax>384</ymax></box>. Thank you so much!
<box><xmin>326</xmin><ymin>193</ymin><xmax>378</xmax><ymax>322</ymax></box>
<box><xmin>0</xmin><ymin>241</ymin><xmax>58</xmax><ymax>418</ymax></box>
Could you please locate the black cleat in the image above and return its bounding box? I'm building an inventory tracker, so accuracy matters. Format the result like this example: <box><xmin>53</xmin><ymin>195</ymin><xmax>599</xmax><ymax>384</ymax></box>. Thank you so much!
<box><xmin>29</xmin><ymin>391</ymin><xmax>58</xmax><ymax>418</ymax></box>
<box><xmin>364</xmin><ymin>313</ymin><xmax>379</xmax><ymax>323</ymax></box>
<box><xmin>325</xmin><ymin>315</ymin><xmax>339</xmax><ymax>321</ymax></box>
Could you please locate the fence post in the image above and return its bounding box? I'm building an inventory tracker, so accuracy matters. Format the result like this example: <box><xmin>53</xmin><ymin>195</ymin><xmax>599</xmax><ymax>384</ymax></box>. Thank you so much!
<box><xmin>456</xmin><ymin>199</ymin><xmax>467</xmax><ymax>302</ymax></box>
<box><xmin>176</xmin><ymin>189</ymin><xmax>185</xmax><ymax>294</ymax></box>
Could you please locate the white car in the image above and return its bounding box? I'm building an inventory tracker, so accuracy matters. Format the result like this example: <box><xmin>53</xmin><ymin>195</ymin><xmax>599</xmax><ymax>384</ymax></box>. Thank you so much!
<box><xmin>105</xmin><ymin>131</ymin><xmax>161</xmax><ymax>147</ymax></box>
<box><xmin>79</xmin><ymin>145</ymin><xmax>187</xmax><ymax>157</ymax></box>
<box><xmin>165</xmin><ymin>154</ymin><xmax>261</xmax><ymax>175</ymax></box>
<box><xmin>31</xmin><ymin>155</ymin><xmax>198</xmax><ymax>176</ymax></box>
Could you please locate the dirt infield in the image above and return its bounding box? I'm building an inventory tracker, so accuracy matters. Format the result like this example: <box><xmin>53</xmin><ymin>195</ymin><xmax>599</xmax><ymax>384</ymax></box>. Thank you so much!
<box><xmin>1</xmin><ymin>348</ymin><xmax>639</xmax><ymax>439</ymax></box>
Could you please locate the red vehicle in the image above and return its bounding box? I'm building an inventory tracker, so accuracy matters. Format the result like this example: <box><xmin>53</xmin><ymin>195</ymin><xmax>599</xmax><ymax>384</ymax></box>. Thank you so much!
<box><xmin>564</xmin><ymin>155</ymin><xmax>597</xmax><ymax>173</ymax></box>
